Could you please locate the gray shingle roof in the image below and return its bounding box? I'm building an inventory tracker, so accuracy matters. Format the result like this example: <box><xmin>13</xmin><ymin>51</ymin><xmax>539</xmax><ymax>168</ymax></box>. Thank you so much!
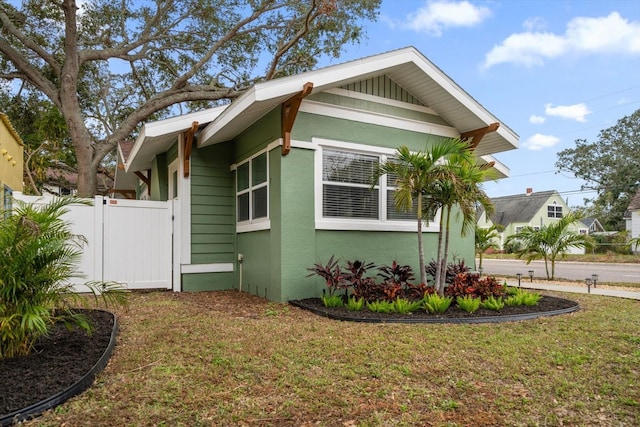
<box><xmin>487</xmin><ymin>190</ymin><xmax>558</xmax><ymax>226</ymax></box>
<box><xmin>628</xmin><ymin>188</ymin><xmax>640</xmax><ymax>211</ymax></box>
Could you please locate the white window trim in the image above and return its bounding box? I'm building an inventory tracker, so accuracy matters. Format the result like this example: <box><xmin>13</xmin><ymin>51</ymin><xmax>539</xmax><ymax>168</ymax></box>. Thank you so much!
<box><xmin>233</xmin><ymin>146</ymin><xmax>272</xmax><ymax>233</ymax></box>
<box><xmin>314</xmin><ymin>138</ymin><xmax>440</xmax><ymax>232</ymax></box>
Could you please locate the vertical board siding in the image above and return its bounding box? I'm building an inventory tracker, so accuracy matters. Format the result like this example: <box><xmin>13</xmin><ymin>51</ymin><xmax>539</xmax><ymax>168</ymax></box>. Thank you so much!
<box><xmin>341</xmin><ymin>75</ymin><xmax>424</xmax><ymax>106</ymax></box>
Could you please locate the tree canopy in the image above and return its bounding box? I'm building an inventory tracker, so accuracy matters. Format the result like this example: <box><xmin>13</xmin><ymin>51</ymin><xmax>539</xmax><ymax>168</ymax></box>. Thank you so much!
<box><xmin>555</xmin><ymin>109</ymin><xmax>640</xmax><ymax>230</ymax></box>
<box><xmin>0</xmin><ymin>0</ymin><xmax>380</xmax><ymax>196</ymax></box>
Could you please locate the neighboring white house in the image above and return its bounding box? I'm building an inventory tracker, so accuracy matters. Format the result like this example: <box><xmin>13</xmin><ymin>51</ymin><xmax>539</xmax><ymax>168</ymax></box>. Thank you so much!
<box><xmin>624</xmin><ymin>188</ymin><xmax>640</xmax><ymax>254</ymax></box>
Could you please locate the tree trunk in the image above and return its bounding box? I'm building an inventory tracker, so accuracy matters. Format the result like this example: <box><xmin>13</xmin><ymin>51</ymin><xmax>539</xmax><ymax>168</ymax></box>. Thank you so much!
<box><xmin>434</xmin><ymin>208</ymin><xmax>445</xmax><ymax>294</ymax></box>
<box><xmin>417</xmin><ymin>193</ymin><xmax>426</xmax><ymax>285</ymax></box>
<box><xmin>438</xmin><ymin>207</ymin><xmax>452</xmax><ymax>294</ymax></box>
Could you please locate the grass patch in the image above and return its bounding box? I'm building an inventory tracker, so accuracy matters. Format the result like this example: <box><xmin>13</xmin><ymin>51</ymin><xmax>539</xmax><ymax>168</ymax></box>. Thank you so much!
<box><xmin>23</xmin><ymin>290</ymin><xmax>640</xmax><ymax>427</ymax></box>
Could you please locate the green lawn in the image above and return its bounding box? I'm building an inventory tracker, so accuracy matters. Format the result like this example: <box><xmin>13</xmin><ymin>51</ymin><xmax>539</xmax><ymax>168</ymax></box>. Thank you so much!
<box><xmin>26</xmin><ymin>290</ymin><xmax>640</xmax><ymax>427</ymax></box>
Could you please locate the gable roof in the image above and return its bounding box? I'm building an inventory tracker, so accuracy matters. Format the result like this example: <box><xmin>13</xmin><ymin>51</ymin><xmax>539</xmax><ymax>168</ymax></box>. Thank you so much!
<box><xmin>488</xmin><ymin>190</ymin><xmax>559</xmax><ymax>226</ymax></box>
<box><xmin>198</xmin><ymin>46</ymin><xmax>518</xmax><ymax>155</ymax></box>
<box><xmin>126</xmin><ymin>47</ymin><xmax>519</xmax><ymax>174</ymax></box>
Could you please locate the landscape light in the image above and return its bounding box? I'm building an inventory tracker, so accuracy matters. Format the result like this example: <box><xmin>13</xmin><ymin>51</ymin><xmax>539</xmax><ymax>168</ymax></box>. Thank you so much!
<box><xmin>516</xmin><ymin>273</ymin><xmax>522</xmax><ymax>288</ymax></box>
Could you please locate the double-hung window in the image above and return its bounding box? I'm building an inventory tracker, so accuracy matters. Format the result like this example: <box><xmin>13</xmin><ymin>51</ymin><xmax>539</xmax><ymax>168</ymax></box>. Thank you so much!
<box><xmin>236</xmin><ymin>151</ymin><xmax>269</xmax><ymax>231</ymax></box>
<box><xmin>316</xmin><ymin>140</ymin><xmax>439</xmax><ymax>232</ymax></box>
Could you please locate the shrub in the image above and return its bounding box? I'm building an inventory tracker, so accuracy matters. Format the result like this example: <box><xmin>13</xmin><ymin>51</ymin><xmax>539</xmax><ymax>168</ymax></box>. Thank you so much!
<box><xmin>377</xmin><ymin>261</ymin><xmax>415</xmax><ymax>288</ymax></box>
<box><xmin>366</xmin><ymin>300</ymin><xmax>395</xmax><ymax>313</ymax></box>
<box><xmin>456</xmin><ymin>295</ymin><xmax>481</xmax><ymax>313</ymax></box>
<box><xmin>346</xmin><ymin>296</ymin><xmax>364</xmax><ymax>311</ymax></box>
<box><xmin>445</xmin><ymin>273</ymin><xmax>505</xmax><ymax>300</ymax></box>
<box><xmin>480</xmin><ymin>296</ymin><xmax>505</xmax><ymax>311</ymax></box>
<box><xmin>423</xmin><ymin>293</ymin><xmax>453</xmax><ymax>314</ymax></box>
<box><xmin>404</xmin><ymin>283</ymin><xmax>435</xmax><ymax>300</ymax></box>
<box><xmin>393</xmin><ymin>298</ymin><xmax>422</xmax><ymax>314</ymax></box>
<box><xmin>425</xmin><ymin>258</ymin><xmax>470</xmax><ymax>286</ymax></box>
<box><xmin>306</xmin><ymin>255</ymin><xmax>347</xmax><ymax>297</ymax></box>
<box><xmin>0</xmin><ymin>197</ymin><xmax>128</xmax><ymax>360</ymax></box>
<box><xmin>321</xmin><ymin>294</ymin><xmax>344</xmax><ymax>308</ymax></box>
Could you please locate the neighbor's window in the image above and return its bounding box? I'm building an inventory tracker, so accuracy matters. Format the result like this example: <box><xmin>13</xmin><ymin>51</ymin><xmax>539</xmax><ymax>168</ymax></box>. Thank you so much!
<box><xmin>236</xmin><ymin>152</ymin><xmax>268</xmax><ymax>224</ymax></box>
<box><xmin>547</xmin><ymin>203</ymin><xmax>563</xmax><ymax>218</ymax></box>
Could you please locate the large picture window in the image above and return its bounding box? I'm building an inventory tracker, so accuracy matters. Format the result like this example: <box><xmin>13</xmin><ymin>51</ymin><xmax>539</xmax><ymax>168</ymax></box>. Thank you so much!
<box><xmin>236</xmin><ymin>151</ymin><xmax>269</xmax><ymax>228</ymax></box>
<box><xmin>316</xmin><ymin>141</ymin><xmax>439</xmax><ymax>232</ymax></box>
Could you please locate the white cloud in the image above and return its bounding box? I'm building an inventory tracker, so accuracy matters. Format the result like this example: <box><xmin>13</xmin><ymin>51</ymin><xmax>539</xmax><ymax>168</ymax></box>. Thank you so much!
<box><xmin>529</xmin><ymin>115</ymin><xmax>546</xmax><ymax>124</ymax></box>
<box><xmin>544</xmin><ymin>103</ymin><xmax>591</xmax><ymax>122</ymax></box>
<box><xmin>523</xmin><ymin>17</ymin><xmax>547</xmax><ymax>32</ymax></box>
<box><xmin>407</xmin><ymin>0</ymin><xmax>492</xmax><ymax>36</ymax></box>
<box><xmin>523</xmin><ymin>134</ymin><xmax>560</xmax><ymax>151</ymax></box>
<box><xmin>483</xmin><ymin>12</ymin><xmax>640</xmax><ymax>68</ymax></box>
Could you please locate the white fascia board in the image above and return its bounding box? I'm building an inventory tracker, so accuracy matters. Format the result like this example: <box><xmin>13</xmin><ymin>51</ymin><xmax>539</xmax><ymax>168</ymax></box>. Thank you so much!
<box><xmin>125</xmin><ymin>107</ymin><xmax>226</xmax><ymax>172</ymax></box>
<box><xmin>125</xmin><ymin>126</ymin><xmax>149</xmax><ymax>172</ymax></box>
<box><xmin>145</xmin><ymin>107</ymin><xmax>226</xmax><ymax>138</ymax></box>
<box><xmin>198</xmin><ymin>88</ymin><xmax>258</xmax><ymax>147</ymax></box>
<box><xmin>481</xmin><ymin>154</ymin><xmax>510</xmax><ymax>179</ymax></box>
<box><xmin>253</xmin><ymin>48</ymin><xmax>417</xmax><ymax>102</ymax></box>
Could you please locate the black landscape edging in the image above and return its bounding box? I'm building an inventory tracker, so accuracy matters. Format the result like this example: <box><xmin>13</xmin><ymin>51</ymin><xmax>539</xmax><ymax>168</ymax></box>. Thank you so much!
<box><xmin>289</xmin><ymin>298</ymin><xmax>580</xmax><ymax>324</ymax></box>
<box><xmin>0</xmin><ymin>310</ymin><xmax>118</xmax><ymax>427</ymax></box>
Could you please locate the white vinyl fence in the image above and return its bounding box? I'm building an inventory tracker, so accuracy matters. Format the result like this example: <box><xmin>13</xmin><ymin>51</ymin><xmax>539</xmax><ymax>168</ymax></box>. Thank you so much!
<box><xmin>12</xmin><ymin>193</ymin><xmax>173</xmax><ymax>292</ymax></box>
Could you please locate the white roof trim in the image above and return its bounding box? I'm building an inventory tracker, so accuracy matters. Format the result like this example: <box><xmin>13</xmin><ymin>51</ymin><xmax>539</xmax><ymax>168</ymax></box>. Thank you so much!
<box><xmin>198</xmin><ymin>47</ymin><xmax>518</xmax><ymax>151</ymax></box>
<box><xmin>126</xmin><ymin>105</ymin><xmax>227</xmax><ymax>172</ymax></box>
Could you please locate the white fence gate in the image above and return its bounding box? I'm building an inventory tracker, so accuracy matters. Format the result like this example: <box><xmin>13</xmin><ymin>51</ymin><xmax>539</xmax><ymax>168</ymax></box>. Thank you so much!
<box><xmin>12</xmin><ymin>193</ymin><xmax>173</xmax><ymax>292</ymax></box>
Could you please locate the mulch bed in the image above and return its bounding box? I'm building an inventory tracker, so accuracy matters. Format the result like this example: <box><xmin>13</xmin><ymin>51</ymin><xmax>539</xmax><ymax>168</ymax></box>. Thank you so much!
<box><xmin>0</xmin><ymin>310</ymin><xmax>114</xmax><ymax>417</ymax></box>
<box><xmin>290</xmin><ymin>295</ymin><xmax>579</xmax><ymax>323</ymax></box>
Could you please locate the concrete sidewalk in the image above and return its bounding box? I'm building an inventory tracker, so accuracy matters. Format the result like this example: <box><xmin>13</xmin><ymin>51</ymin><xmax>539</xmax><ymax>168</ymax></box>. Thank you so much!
<box><xmin>501</xmin><ymin>278</ymin><xmax>640</xmax><ymax>300</ymax></box>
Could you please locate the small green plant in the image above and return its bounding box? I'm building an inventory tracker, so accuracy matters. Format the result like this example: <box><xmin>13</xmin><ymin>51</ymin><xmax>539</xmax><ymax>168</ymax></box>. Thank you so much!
<box><xmin>392</xmin><ymin>298</ymin><xmax>422</xmax><ymax>314</ymax></box>
<box><xmin>504</xmin><ymin>289</ymin><xmax>542</xmax><ymax>307</ymax></box>
<box><xmin>366</xmin><ymin>300</ymin><xmax>395</xmax><ymax>313</ymax></box>
<box><xmin>520</xmin><ymin>292</ymin><xmax>541</xmax><ymax>306</ymax></box>
<box><xmin>456</xmin><ymin>295</ymin><xmax>481</xmax><ymax>313</ymax></box>
<box><xmin>321</xmin><ymin>294</ymin><xmax>344</xmax><ymax>308</ymax></box>
<box><xmin>422</xmin><ymin>293</ymin><xmax>453</xmax><ymax>314</ymax></box>
<box><xmin>346</xmin><ymin>296</ymin><xmax>365</xmax><ymax>311</ymax></box>
<box><xmin>480</xmin><ymin>296</ymin><xmax>505</xmax><ymax>311</ymax></box>
<box><xmin>0</xmin><ymin>197</ymin><xmax>128</xmax><ymax>360</ymax></box>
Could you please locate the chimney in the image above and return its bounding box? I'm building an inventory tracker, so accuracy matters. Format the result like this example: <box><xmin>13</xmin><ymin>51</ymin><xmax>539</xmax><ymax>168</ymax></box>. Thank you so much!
<box><xmin>526</xmin><ymin>188</ymin><xmax>533</xmax><ymax>195</ymax></box>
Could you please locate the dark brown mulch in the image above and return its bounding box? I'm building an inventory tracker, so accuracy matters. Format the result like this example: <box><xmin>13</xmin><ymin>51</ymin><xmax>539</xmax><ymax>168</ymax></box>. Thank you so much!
<box><xmin>291</xmin><ymin>295</ymin><xmax>579</xmax><ymax>323</ymax></box>
<box><xmin>0</xmin><ymin>310</ymin><xmax>114</xmax><ymax>417</ymax></box>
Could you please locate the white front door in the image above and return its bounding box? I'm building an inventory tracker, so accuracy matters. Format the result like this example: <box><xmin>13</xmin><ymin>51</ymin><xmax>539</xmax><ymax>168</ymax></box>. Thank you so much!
<box><xmin>169</xmin><ymin>159</ymin><xmax>179</xmax><ymax>200</ymax></box>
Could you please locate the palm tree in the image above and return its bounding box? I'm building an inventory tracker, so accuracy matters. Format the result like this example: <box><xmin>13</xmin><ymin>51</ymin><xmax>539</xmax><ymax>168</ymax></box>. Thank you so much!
<box><xmin>426</xmin><ymin>148</ymin><xmax>495</xmax><ymax>293</ymax></box>
<box><xmin>475</xmin><ymin>224</ymin><xmax>502</xmax><ymax>269</ymax></box>
<box><xmin>505</xmin><ymin>213</ymin><xmax>593</xmax><ymax>280</ymax></box>
<box><xmin>374</xmin><ymin>140</ymin><xmax>468</xmax><ymax>285</ymax></box>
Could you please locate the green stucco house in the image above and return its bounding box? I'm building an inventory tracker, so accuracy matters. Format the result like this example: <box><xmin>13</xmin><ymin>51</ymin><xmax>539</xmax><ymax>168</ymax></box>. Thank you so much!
<box><xmin>119</xmin><ymin>47</ymin><xmax>519</xmax><ymax>302</ymax></box>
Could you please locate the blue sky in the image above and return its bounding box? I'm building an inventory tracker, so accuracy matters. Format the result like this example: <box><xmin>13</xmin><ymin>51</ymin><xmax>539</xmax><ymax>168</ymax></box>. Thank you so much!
<box><xmin>325</xmin><ymin>0</ymin><xmax>640</xmax><ymax>206</ymax></box>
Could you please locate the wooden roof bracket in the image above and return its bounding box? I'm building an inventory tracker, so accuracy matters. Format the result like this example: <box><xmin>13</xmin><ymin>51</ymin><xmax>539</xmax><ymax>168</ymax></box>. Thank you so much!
<box><xmin>281</xmin><ymin>82</ymin><xmax>314</xmax><ymax>156</ymax></box>
<box><xmin>460</xmin><ymin>122</ymin><xmax>500</xmax><ymax>150</ymax></box>
<box><xmin>135</xmin><ymin>169</ymin><xmax>152</xmax><ymax>196</ymax></box>
<box><xmin>183</xmin><ymin>121</ymin><xmax>199</xmax><ymax>178</ymax></box>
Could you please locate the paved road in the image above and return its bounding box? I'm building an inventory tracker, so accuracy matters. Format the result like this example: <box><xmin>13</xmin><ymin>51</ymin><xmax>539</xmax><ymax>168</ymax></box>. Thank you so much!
<box><xmin>480</xmin><ymin>259</ymin><xmax>640</xmax><ymax>284</ymax></box>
